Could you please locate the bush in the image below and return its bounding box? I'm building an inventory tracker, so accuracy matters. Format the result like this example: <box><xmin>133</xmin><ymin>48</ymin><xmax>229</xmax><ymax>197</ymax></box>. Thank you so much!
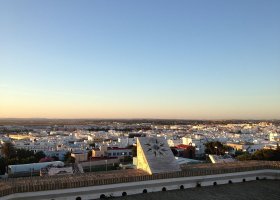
<box><xmin>236</xmin><ymin>153</ymin><xmax>252</xmax><ymax>161</ymax></box>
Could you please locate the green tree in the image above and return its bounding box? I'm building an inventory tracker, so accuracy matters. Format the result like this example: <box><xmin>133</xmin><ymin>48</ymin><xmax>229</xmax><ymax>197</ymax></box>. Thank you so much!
<box><xmin>0</xmin><ymin>157</ymin><xmax>6</xmax><ymax>175</ymax></box>
<box><xmin>131</xmin><ymin>145</ymin><xmax>137</xmax><ymax>157</ymax></box>
<box><xmin>67</xmin><ymin>156</ymin><xmax>75</xmax><ymax>163</ymax></box>
<box><xmin>274</xmin><ymin>146</ymin><xmax>280</xmax><ymax>160</ymax></box>
<box><xmin>252</xmin><ymin>149</ymin><xmax>279</xmax><ymax>161</ymax></box>
<box><xmin>1</xmin><ymin>142</ymin><xmax>16</xmax><ymax>159</ymax></box>
<box><xmin>63</xmin><ymin>152</ymin><xmax>71</xmax><ymax>162</ymax></box>
<box><xmin>234</xmin><ymin>150</ymin><xmax>245</xmax><ymax>157</ymax></box>
<box><xmin>51</xmin><ymin>156</ymin><xmax>59</xmax><ymax>161</ymax></box>
<box><xmin>87</xmin><ymin>150</ymin><xmax>92</xmax><ymax>159</ymax></box>
<box><xmin>89</xmin><ymin>143</ymin><xmax>96</xmax><ymax>148</ymax></box>
<box><xmin>64</xmin><ymin>152</ymin><xmax>75</xmax><ymax>163</ymax></box>
<box><xmin>204</xmin><ymin>141</ymin><xmax>230</xmax><ymax>155</ymax></box>
<box><xmin>7</xmin><ymin>157</ymin><xmax>18</xmax><ymax>165</ymax></box>
<box><xmin>123</xmin><ymin>156</ymin><xmax>132</xmax><ymax>163</ymax></box>
<box><xmin>237</xmin><ymin>149</ymin><xmax>280</xmax><ymax>161</ymax></box>
<box><xmin>236</xmin><ymin>153</ymin><xmax>252</xmax><ymax>161</ymax></box>
<box><xmin>16</xmin><ymin>149</ymin><xmax>34</xmax><ymax>159</ymax></box>
<box><xmin>25</xmin><ymin>156</ymin><xmax>36</xmax><ymax>164</ymax></box>
<box><xmin>34</xmin><ymin>151</ymin><xmax>46</xmax><ymax>162</ymax></box>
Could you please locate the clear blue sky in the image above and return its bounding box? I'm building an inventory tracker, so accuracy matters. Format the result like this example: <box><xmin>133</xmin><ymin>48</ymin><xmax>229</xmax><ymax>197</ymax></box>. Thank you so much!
<box><xmin>0</xmin><ymin>0</ymin><xmax>280</xmax><ymax>119</ymax></box>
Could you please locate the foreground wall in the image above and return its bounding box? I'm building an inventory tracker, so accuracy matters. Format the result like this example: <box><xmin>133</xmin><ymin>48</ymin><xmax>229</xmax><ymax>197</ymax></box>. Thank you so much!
<box><xmin>2</xmin><ymin>169</ymin><xmax>280</xmax><ymax>200</ymax></box>
<box><xmin>1</xmin><ymin>161</ymin><xmax>280</xmax><ymax>200</ymax></box>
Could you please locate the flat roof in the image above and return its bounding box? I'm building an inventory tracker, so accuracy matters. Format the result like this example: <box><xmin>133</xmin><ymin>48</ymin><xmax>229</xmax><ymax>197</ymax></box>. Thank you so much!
<box><xmin>1</xmin><ymin>161</ymin><xmax>280</xmax><ymax>198</ymax></box>
<box><xmin>114</xmin><ymin>180</ymin><xmax>280</xmax><ymax>200</ymax></box>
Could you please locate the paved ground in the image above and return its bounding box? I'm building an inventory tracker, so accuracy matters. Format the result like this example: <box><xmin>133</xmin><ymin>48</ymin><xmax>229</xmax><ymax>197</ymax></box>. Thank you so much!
<box><xmin>116</xmin><ymin>180</ymin><xmax>280</xmax><ymax>200</ymax></box>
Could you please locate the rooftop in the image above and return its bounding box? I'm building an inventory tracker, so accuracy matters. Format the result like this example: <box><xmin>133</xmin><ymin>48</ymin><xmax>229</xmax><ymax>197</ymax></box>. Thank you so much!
<box><xmin>1</xmin><ymin>161</ymin><xmax>280</xmax><ymax>198</ymax></box>
<box><xmin>115</xmin><ymin>180</ymin><xmax>280</xmax><ymax>200</ymax></box>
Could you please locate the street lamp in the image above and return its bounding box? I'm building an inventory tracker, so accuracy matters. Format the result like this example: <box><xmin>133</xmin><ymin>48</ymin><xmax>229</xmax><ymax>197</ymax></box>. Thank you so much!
<box><xmin>105</xmin><ymin>160</ymin><xmax>108</xmax><ymax>171</ymax></box>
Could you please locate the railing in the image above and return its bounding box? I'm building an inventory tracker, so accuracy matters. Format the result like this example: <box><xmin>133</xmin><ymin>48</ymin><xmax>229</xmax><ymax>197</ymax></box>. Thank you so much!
<box><xmin>1</xmin><ymin>161</ymin><xmax>280</xmax><ymax>197</ymax></box>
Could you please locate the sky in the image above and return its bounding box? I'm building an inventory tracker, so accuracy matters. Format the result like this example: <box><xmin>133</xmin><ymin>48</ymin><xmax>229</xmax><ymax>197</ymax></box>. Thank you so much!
<box><xmin>0</xmin><ymin>0</ymin><xmax>280</xmax><ymax>119</ymax></box>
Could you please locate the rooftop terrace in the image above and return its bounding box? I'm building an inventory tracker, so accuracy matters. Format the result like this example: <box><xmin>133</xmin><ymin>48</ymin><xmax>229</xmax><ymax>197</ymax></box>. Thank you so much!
<box><xmin>115</xmin><ymin>180</ymin><xmax>280</xmax><ymax>200</ymax></box>
<box><xmin>1</xmin><ymin>161</ymin><xmax>280</xmax><ymax>198</ymax></box>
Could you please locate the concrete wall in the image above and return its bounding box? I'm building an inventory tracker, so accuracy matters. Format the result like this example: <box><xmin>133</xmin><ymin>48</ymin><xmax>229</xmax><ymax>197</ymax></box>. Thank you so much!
<box><xmin>71</xmin><ymin>153</ymin><xmax>88</xmax><ymax>163</ymax></box>
<box><xmin>2</xmin><ymin>169</ymin><xmax>280</xmax><ymax>200</ymax></box>
<box><xmin>80</xmin><ymin>158</ymin><xmax>119</xmax><ymax>167</ymax></box>
<box><xmin>1</xmin><ymin>161</ymin><xmax>280</xmax><ymax>199</ymax></box>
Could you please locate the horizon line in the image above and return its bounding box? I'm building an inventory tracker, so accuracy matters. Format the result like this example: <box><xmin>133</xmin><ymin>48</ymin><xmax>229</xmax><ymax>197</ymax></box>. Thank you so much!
<box><xmin>0</xmin><ymin>117</ymin><xmax>279</xmax><ymax>121</ymax></box>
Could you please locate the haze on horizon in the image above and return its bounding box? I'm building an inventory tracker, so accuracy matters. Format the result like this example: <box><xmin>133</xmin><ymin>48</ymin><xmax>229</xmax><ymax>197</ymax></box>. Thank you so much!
<box><xmin>0</xmin><ymin>0</ymin><xmax>280</xmax><ymax>120</ymax></box>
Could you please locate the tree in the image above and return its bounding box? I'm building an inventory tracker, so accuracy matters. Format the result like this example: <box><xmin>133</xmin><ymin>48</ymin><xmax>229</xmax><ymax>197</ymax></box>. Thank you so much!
<box><xmin>131</xmin><ymin>145</ymin><xmax>137</xmax><ymax>157</ymax></box>
<box><xmin>22</xmin><ymin>156</ymin><xmax>36</xmax><ymax>164</ymax></box>
<box><xmin>64</xmin><ymin>151</ymin><xmax>75</xmax><ymax>163</ymax></box>
<box><xmin>252</xmin><ymin>149</ymin><xmax>279</xmax><ymax>161</ymax></box>
<box><xmin>7</xmin><ymin>157</ymin><xmax>18</xmax><ymax>165</ymax></box>
<box><xmin>170</xmin><ymin>147</ymin><xmax>178</xmax><ymax>156</ymax></box>
<box><xmin>39</xmin><ymin>157</ymin><xmax>54</xmax><ymax>163</ymax></box>
<box><xmin>89</xmin><ymin>143</ymin><xmax>96</xmax><ymax>148</ymax></box>
<box><xmin>1</xmin><ymin>142</ymin><xmax>16</xmax><ymax>159</ymax></box>
<box><xmin>63</xmin><ymin>152</ymin><xmax>71</xmax><ymax>162</ymax></box>
<box><xmin>234</xmin><ymin>150</ymin><xmax>245</xmax><ymax>157</ymax></box>
<box><xmin>236</xmin><ymin>153</ymin><xmax>252</xmax><ymax>161</ymax></box>
<box><xmin>237</xmin><ymin>149</ymin><xmax>280</xmax><ymax>161</ymax></box>
<box><xmin>67</xmin><ymin>156</ymin><xmax>75</xmax><ymax>163</ymax></box>
<box><xmin>87</xmin><ymin>150</ymin><xmax>92</xmax><ymax>159</ymax></box>
<box><xmin>51</xmin><ymin>156</ymin><xmax>59</xmax><ymax>161</ymax></box>
<box><xmin>204</xmin><ymin>141</ymin><xmax>230</xmax><ymax>155</ymax></box>
<box><xmin>16</xmin><ymin>149</ymin><xmax>34</xmax><ymax>159</ymax></box>
<box><xmin>0</xmin><ymin>157</ymin><xmax>6</xmax><ymax>175</ymax></box>
<box><xmin>123</xmin><ymin>156</ymin><xmax>132</xmax><ymax>163</ymax></box>
<box><xmin>34</xmin><ymin>151</ymin><xmax>46</xmax><ymax>162</ymax></box>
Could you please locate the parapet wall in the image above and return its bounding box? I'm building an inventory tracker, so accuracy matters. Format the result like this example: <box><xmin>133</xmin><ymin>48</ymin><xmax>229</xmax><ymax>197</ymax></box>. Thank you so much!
<box><xmin>1</xmin><ymin>161</ymin><xmax>280</xmax><ymax>198</ymax></box>
<box><xmin>3</xmin><ymin>169</ymin><xmax>280</xmax><ymax>200</ymax></box>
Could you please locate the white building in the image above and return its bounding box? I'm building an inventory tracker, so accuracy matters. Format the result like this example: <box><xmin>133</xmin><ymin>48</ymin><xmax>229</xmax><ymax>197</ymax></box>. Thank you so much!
<box><xmin>182</xmin><ymin>136</ymin><xmax>205</xmax><ymax>157</ymax></box>
<box><xmin>117</xmin><ymin>137</ymin><xmax>136</xmax><ymax>148</ymax></box>
<box><xmin>269</xmin><ymin>132</ymin><xmax>280</xmax><ymax>142</ymax></box>
<box><xmin>167</xmin><ymin>138</ymin><xmax>182</xmax><ymax>147</ymax></box>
